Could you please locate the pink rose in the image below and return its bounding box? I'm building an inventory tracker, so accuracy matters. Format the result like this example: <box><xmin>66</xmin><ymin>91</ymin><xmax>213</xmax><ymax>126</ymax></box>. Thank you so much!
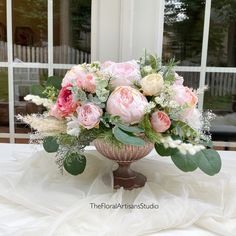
<box><xmin>77</xmin><ymin>103</ymin><xmax>103</xmax><ymax>129</ymax></box>
<box><xmin>81</xmin><ymin>73</ymin><xmax>96</xmax><ymax>93</ymax></box>
<box><xmin>55</xmin><ymin>84</ymin><xmax>79</xmax><ymax>117</ymax></box>
<box><xmin>101</xmin><ymin>60</ymin><xmax>141</xmax><ymax>88</ymax></box>
<box><xmin>106</xmin><ymin>86</ymin><xmax>148</xmax><ymax>124</ymax></box>
<box><xmin>174</xmin><ymin>73</ymin><xmax>184</xmax><ymax>85</ymax></box>
<box><xmin>172</xmin><ymin>84</ymin><xmax>198</xmax><ymax>107</ymax></box>
<box><xmin>151</xmin><ymin>111</ymin><xmax>171</xmax><ymax>133</ymax></box>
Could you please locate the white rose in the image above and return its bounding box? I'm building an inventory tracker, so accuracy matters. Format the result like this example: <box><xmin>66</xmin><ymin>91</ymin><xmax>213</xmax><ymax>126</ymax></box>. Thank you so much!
<box><xmin>141</xmin><ymin>73</ymin><xmax>164</xmax><ymax>96</ymax></box>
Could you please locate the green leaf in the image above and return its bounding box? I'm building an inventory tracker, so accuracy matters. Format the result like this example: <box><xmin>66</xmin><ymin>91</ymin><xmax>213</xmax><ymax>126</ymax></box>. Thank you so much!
<box><xmin>199</xmin><ymin>139</ymin><xmax>213</xmax><ymax>148</ymax></box>
<box><xmin>155</xmin><ymin>143</ymin><xmax>176</xmax><ymax>156</ymax></box>
<box><xmin>193</xmin><ymin>149</ymin><xmax>221</xmax><ymax>176</ymax></box>
<box><xmin>63</xmin><ymin>153</ymin><xmax>86</xmax><ymax>175</ymax></box>
<box><xmin>31</xmin><ymin>84</ymin><xmax>45</xmax><ymax>97</ymax></box>
<box><xmin>171</xmin><ymin>151</ymin><xmax>198</xmax><ymax>172</ymax></box>
<box><xmin>117</xmin><ymin>123</ymin><xmax>144</xmax><ymax>133</ymax></box>
<box><xmin>43</xmin><ymin>136</ymin><xmax>59</xmax><ymax>153</ymax></box>
<box><xmin>113</xmin><ymin>126</ymin><xmax>145</xmax><ymax>146</ymax></box>
<box><xmin>46</xmin><ymin>76</ymin><xmax>62</xmax><ymax>90</ymax></box>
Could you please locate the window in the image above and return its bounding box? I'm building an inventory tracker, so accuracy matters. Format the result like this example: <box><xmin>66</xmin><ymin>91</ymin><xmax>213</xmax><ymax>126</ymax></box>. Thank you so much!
<box><xmin>0</xmin><ymin>0</ymin><xmax>91</xmax><ymax>143</ymax></box>
<box><xmin>162</xmin><ymin>0</ymin><xmax>236</xmax><ymax>146</ymax></box>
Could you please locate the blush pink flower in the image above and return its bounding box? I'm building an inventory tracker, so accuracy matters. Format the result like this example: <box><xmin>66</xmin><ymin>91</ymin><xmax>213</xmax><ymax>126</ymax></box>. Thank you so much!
<box><xmin>77</xmin><ymin>103</ymin><xmax>103</xmax><ymax>129</ymax></box>
<box><xmin>55</xmin><ymin>84</ymin><xmax>79</xmax><ymax>117</ymax></box>
<box><xmin>62</xmin><ymin>65</ymin><xmax>86</xmax><ymax>87</ymax></box>
<box><xmin>81</xmin><ymin>73</ymin><xmax>96</xmax><ymax>93</ymax></box>
<box><xmin>151</xmin><ymin>111</ymin><xmax>171</xmax><ymax>133</ymax></box>
<box><xmin>106</xmin><ymin>86</ymin><xmax>148</xmax><ymax>124</ymax></box>
<box><xmin>101</xmin><ymin>60</ymin><xmax>141</xmax><ymax>88</ymax></box>
<box><xmin>172</xmin><ymin>84</ymin><xmax>198</xmax><ymax>108</ymax></box>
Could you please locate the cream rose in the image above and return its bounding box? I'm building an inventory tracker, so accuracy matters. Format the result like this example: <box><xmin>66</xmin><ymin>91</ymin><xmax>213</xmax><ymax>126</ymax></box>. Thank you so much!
<box><xmin>141</xmin><ymin>73</ymin><xmax>164</xmax><ymax>96</ymax></box>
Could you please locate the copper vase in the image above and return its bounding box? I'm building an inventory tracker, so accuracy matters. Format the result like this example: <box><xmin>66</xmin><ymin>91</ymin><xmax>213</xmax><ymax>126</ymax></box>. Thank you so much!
<box><xmin>94</xmin><ymin>139</ymin><xmax>154</xmax><ymax>190</ymax></box>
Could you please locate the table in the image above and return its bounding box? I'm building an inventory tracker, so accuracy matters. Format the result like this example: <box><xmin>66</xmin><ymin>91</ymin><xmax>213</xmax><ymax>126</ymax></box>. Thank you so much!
<box><xmin>0</xmin><ymin>144</ymin><xmax>235</xmax><ymax>236</ymax></box>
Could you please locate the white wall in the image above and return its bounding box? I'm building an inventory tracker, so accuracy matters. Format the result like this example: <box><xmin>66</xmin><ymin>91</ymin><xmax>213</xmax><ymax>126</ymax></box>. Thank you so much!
<box><xmin>91</xmin><ymin>0</ymin><xmax>164</xmax><ymax>62</ymax></box>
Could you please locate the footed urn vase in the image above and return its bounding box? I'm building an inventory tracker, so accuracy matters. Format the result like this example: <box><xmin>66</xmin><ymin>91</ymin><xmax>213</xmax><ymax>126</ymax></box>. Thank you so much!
<box><xmin>94</xmin><ymin>139</ymin><xmax>154</xmax><ymax>190</ymax></box>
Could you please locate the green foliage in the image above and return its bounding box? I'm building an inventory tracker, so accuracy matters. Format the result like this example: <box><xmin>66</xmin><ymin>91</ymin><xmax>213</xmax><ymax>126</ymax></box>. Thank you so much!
<box><xmin>141</xmin><ymin>114</ymin><xmax>160</xmax><ymax>143</ymax></box>
<box><xmin>170</xmin><ymin>120</ymin><xmax>198</xmax><ymax>141</ymax></box>
<box><xmin>95</xmin><ymin>77</ymin><xmax>110</xmax><ymax>103</ymax></box>
<box><xmin>171</xmin><ymin>151</ymin><xmax>198</xmax><ymax>172</ymax></box>
<box><xmin>112</xmin><ymin>126</ymin><xmax>145</xmax><ymax>146</ymax></box>
<box><xmin>193</xmin><ymin>149</ymin><xmax>221</xmax><ymax>176</ymax></box>
<box><xmin>63</xmin><ymin>152</ymin><xmax>86</xmax><ymax>175</ymax></box>
<box><xmin>155</xmin><ymin>143</ymin><xmax>176</xmax><ymax>156</ymax></box>
<box><xmin>139</xmin><ymin>51</ymin><xmax>161</xmax><ymax>77</ymax></box>
<box><xmin>31</xmin><ymin>84</ymin><xmax>46</xmax><ymax>97</ymax></box>
<box><xmin>117</xmin><ymin>123</ymin><xmax>144</xmax><ymax>133</ymax></box>
<box><xmin>166</xmin><ymin>148</ymin><xmax>221</xmax><ymax>176</ymax></box>
<box><xmin>43</xmin><ymin>136</ymin><xmax>59</xmax><ymax>153</ymax></box>
<box><xmin>46</xmin><ymin>76</ymin><xmax>62</xmax><ymax>90</ymax></box>
<box><xmin>97</xmin><ymin>130</ymin><xmax>123</xmax><ymax>149</ymax></box>
<box><xmin>42</xmin><ymin>86</ymin><xmax>59</xmax><ymax>101</ymax></box>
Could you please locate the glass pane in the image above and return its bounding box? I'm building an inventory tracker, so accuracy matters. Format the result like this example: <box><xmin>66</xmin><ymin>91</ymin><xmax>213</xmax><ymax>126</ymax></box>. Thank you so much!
<box><xmin>204</xmin><ymin>72</ymin><xmax>236</xmax><ymax>142</ymax></box>
<box><xmin>0</xmin><ymin>68</ymin><xmax>9</xmax><ymax>133</ymax></box>
<box><xmin>54</xmin><ymin>68</ymin><xmax>67</xmax><ymax>78</ymax></box>
<box><xmin>12</xmin><ymin>0</ymin><xmax>48</xmax><ymax>63</ymax></box>
<box><xmin>14</xmin><ymin>68</ymin><xmax>48</xmax><ymax>133</ymax></box>
<box><xmin>15</xmin><ymin>138</ymin><xmax>29</xmax><ymax>143</ymax></box>
<box><xmin>0</xmin><ymin>138</ymin><xmax>9</xmax><ymax>143</ymax></box>
<box><xmin>53</xmin><ymin>0</ymin><xmax>91</xmax><ymax>64</ymax></box>
<box><xmin>207</xmin><ymin>0</ymin><xmax>236</xmax><ymax>66</ymax></box>
<box><xmin>0</xmin><ymin>0</ymin><xmax>7</xmax><ymax>61</ymax></box>
<box><xmin>176</xmin><ymin>71</ymin><xmax>200</xmax><ymax>89</ymax></box>
<box><xmin>163</xmin><ymin>0</ymin><xmax>205</xmax><ymax>66</ymax></box>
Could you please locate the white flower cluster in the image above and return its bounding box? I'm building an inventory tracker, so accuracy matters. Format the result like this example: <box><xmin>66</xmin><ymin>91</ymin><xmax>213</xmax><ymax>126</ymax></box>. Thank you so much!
<box><xmin>24</xmin><ymin>95</ymin><xmax>52</xmax><ymax>108</ymax></box>
<box><xmin>145</xmin><ymin>101</ymin><xmax>156</xmax><ymax>113</ymax></box>
<box><xmin>154</xmin><ymin>85</ymin><xmax>179</xmax><ymax>109</ymax></box>
<box><xmin>66</xmin><ymin>116</ymin><xmax>81</xmax><ymax>137</ymax></box>
<box><xmin>160</xmin><ymin>136</ymin><xmax>205</xmax><ymax>155</ymax></box>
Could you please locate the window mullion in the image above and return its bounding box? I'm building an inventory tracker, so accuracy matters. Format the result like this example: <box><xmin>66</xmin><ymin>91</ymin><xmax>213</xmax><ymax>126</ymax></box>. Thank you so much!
<box><xmin>198</xmin><ymin>0</ymin><xmax>212</xmax><ymax>110</ymax></box>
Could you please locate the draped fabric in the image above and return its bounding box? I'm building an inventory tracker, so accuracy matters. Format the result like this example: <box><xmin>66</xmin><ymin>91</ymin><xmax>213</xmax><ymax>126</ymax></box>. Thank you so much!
<box><xmin>0</xmin><ymin>144</ymin><xmax>235</xmax><ymax>236</ymax></box>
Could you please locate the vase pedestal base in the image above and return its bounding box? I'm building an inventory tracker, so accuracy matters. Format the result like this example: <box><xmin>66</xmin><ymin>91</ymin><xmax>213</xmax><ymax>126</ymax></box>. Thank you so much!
<box><xmin>113</xmin><ymin>163</ymin><xmax>147</xmax><ymax>190</ymax></box>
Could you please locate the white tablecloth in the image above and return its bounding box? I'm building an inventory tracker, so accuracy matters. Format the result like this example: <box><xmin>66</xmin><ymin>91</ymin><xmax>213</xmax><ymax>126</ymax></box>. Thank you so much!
<box><xmin>0</xmin><ymin>144</ymin><xmax>235</xmax><ymax>236</ymax></box>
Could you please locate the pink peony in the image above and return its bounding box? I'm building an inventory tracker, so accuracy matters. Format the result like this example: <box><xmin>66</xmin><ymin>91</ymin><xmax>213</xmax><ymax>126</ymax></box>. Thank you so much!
<box><xmin>106</xmin><ymin>86</ymin><xmax>148</xmax><ymax>124</ymax></box>
<box><xmin>101</xmin><ymin>60</ymin><xmax>141</xmax><ymax>88</ymax></box>
<box><xmin>77</xmin><ymin>103</ymin><xmax>103</xmax><ymax>129</ymax></box>
<box><xmin>55</xmin><ymin>84</ymin><xmax>79</xmax><ymax>117</ymax></box>
<box><xmin>62</xmin><ymin>65</ymin><xmax>86</xmax><ymax>87</ymax></box>
<box><xmin>62</xmin><ymin>65</ymin><xmax>97</xmax><ymax>93</ymax></box>
<box><xmin>151</xmin><ymin>111</ymin><xmax>171</xmax><ymax>133</ymax></box>
<box><xmin>172</xmin><ymin>84</ymin><xmax>198</xmax><ymax>108</ymax></box>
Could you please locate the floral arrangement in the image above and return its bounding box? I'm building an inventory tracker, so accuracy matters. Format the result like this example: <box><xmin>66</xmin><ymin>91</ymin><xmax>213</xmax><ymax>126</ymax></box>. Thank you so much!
<box><xmin>18</xmin><ymin>53</ymin><xmax>221</xmax><ymax>176</ymax></box>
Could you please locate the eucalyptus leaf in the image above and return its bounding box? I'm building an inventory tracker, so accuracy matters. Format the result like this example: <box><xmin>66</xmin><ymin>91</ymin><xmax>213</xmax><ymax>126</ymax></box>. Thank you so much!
<box><xmin>193</xmin><ymin>149</ymin><xmax>221</xmax><ymax>176</ymax></box>
<box><xmin>155</xmin><ymin>143</ymin><xmax>176</xmax><ymax>156</ymax></box>
<box><xmin>171</xmin><ymin>151</ymin><xmax>198</xmax><ymax>172</ymax></box>
<box><xmin>117</xmin><ymin>123</ymin><xmax>144</xmax><ymax>133</ymax></box>
<box><xmin>63</xmin><ymin>153</ymin><xmax>86</xmax><ymax>175</ymax></box>
<box><xmin>43</xmin><ymin>136</ymin><xmax>59</xmax><ymax>153</ymax></box>
<box><xmin>113</xmin><ymin>126</ymin><xmax>145</xmax><ymax>146</ymax></box>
